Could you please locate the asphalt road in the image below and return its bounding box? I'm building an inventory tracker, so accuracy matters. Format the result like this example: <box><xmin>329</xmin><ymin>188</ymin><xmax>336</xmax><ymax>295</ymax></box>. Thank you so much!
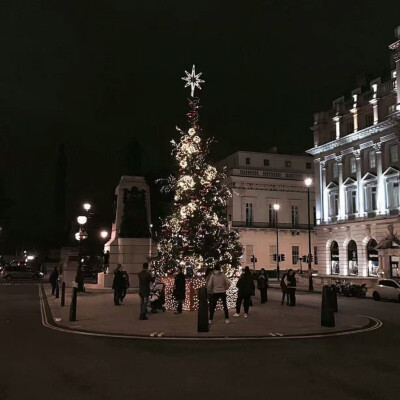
<box><xmin>0</xmin><ymin>282</ymin><xmax>399</xmax><ymax>400</ymax></box>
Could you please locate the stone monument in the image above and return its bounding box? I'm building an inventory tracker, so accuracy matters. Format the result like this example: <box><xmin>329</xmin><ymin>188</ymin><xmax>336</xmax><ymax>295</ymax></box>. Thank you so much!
<box><xmin>97</xmin><ymin>176</ymin><xmax>155</xmax><ymax>288</ymax></box>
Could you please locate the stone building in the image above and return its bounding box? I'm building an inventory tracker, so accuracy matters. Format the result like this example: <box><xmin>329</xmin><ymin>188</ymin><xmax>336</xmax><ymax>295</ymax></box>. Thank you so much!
<box><xmin>307</xmin><ymin>26</ymin><xmax>400</xmax><ymax>283</ymax></box>
<box><xmin>219</xmin><ymin>150</ymin><xmax>316</xmax><ymax>276</ymax></box>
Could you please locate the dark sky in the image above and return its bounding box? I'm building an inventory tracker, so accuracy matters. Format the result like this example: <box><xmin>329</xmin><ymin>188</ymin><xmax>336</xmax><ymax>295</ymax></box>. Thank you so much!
<box><xmin>1</xmin><ymin>0</ymin><xmax>400</xmax><ymax>250</ymax></box>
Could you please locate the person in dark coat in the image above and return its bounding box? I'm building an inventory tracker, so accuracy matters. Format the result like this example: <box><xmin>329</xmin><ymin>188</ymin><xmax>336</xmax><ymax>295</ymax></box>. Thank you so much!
<box><xmin>233</xmin><ymin>266</ymin><xmax>255</xmax><ymax>317</ymax></box>
<box><xmin>49</xmin><ymin>267</ymin><xmax>59</xmax><ymax>295</ymax></box>
<box><xmin>257</xmin><ymin>268</ymin><xmax>268</xmax><ymax>303</ymax></box>
<box><xmin>75</xmin><ymin>266</ymin><xmax>85</xmax><ymax>293</ymax></box>
<box><xmin>205</xmin><ymin>267</ymin><xmax>214</xmax><ymax>317</ymax></box>
<box><xmin>287</xmin><ymin>269</ymin><xmax>297</xmax><ymax>306</ymax></box>
<box><xmin>280</xmin><ymin>272</ymin><xmax>289</xmax><ymax>305</ymax></box>
<box><xmin>120</xmin><ymin>268</ymin><xmax>130</xmax><ymax>303</ymax></box>
<box><xmin>173</xmin><ymin>266</ymin><xmax>186</xmax><ymax>314</ymax></box>
<box><xmin>138</xmin><ymin>262</ymin><xmax>155</xmax><ymax>320</ymax></box>
<box><xmin>103</xmin><ymin>251</ymin><xmax>110</xmax><ymax>273</ymax></box>
<box><xmin>112</xmin><ymin>264</ymin><xmax>124</xmax><ymax>306</ymax></box>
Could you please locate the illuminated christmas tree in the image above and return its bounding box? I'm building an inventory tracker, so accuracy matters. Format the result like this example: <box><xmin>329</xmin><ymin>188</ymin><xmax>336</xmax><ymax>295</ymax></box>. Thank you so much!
<box><xmin>153</xmin><ymin>66</ymin><xmax>243</xmax><ymax>278</ymax></box>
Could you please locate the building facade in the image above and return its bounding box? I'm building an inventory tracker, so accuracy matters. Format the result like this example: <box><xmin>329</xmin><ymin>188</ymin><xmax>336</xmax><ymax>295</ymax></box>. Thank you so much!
<box><xmin>307</xmin><ymin>26</ymin><xmax>400</xmax><ymax>282</ymax></box>
<box><xmin>219</xmin><ymin>151</ymin><xmax>316</xmax><ymax>274</ymax></box>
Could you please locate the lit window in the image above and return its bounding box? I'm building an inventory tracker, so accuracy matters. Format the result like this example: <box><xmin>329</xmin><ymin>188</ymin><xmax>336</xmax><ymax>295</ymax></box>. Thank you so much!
<box><xmin>245</xmin><ymin>203</ymin><xmax>253</xmax><ymax>225</ymax></box>
<box><xmin>332</xmin><ymin>163</ymin><xmax>339</xmax><ymax>178</ymax></box>
<box><xmin>245</xmin><ymin>157</ymin><xmax>250</xmax><ymax>165</ymax></box>
<box><xmin>364</xmin><ymin>184</ymin><xmax>377</xmax><ymax>212</ymax></box>
<box><xmin>349</xmin><ymin>157</ymin><xmax>357</xmax><ymax>174</ymax></box>
<box><xmin>329</xmin><ymin>190</ymin><xmax>339</xmax><ymax>217</ymax></box>
<box><xmin>386</xmin><ymin>178</ymin><xmax>400</xmax><ymax>209</ymax></box>
<box><xmin>291</xmin><ymin>206</ymin><xmax>298</xmax><ymax>228</ymax></box>
<box><xmin>369</xmin><ymin>151</ymin><xmax>376</xmax><ymax>169</ymax></box>
<box><xmin>390</xmin><ymin>144</ymin><xmax>398</xmax><ymax>163</ymax></box>
<box><xmin>285</xmin><ymin>161</ymin><xmax>291</xmax><ymax>168</ymax></box>
<box><xmin>346</xmin><ymin>188</ymin><xmax>358</xmax><ymax>215</ymax></box>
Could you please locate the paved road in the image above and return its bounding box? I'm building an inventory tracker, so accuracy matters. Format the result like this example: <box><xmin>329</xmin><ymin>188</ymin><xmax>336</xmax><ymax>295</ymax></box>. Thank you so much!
<box><xmin>0</xmin><ymin>283</ymin><xmax>399</xmax><ymax>400</ymax></box>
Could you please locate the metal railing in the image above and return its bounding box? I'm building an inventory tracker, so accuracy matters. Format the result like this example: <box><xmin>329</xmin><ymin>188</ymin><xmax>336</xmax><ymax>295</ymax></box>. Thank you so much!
<box><xmin>232</xmin><ymin>221</ymin><xmax>314</xmax><ymax>230</ymax></box>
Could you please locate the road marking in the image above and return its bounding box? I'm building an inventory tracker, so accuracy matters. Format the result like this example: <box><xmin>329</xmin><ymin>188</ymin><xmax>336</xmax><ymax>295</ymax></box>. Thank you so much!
<box><xmin>150</xmin><ymin>332</ymin><xmax>158</xmax><ymax>337</ymax></box>
<box><xmin>38</xmin><ymin>286</ymin><xmax>384</xmax><ymax>342</ymax></box>
<box><xmin>269</xmin><ymin>333</ymin><xmax>276</xmax><ymax>336</ymax></box>
<box><xmin>275</xmin><ymin>333</ymin><xmax>284</xmax><ymax>336</ymax></box>
<box><xmin>157</xmin><ymin>332</ymin><xmax>164</xmax><ymax>337</ymax></box>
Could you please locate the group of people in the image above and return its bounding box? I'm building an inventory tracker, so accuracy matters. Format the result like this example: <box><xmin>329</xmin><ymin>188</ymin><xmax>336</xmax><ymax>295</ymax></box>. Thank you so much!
<box><xmin>112</xmin><ymin>262</ymin><xmax>296</xmax><ymax>321</ymax></box>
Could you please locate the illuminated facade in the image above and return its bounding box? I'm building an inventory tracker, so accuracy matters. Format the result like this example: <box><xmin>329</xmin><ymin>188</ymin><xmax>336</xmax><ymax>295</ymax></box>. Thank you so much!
<box><xmin>307</xmin><ymin>26</ymin><xmax>400</xmax><ymax>281</ymax></box>
<box><xmin>219</xmin><ymin>151</ymin><xmax>316</xmax><ymax>273</ymax></box>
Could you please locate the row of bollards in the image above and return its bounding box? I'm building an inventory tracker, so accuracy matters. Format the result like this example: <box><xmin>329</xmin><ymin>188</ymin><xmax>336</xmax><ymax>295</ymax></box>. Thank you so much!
<box><xmin>321</xmin><ymin>285</ymin><xmax>338</xmax><ymax>327</ymax></box>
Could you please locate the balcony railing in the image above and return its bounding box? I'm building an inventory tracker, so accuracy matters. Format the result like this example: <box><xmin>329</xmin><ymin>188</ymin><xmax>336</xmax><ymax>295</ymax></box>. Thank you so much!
<box><xmin>230</xmin><ymin>169</ymin><xmax>309</xmax><ymax>181</ymax></box>
<box><xmin>232</xmin><ymin>221</ymin><xmax>314</xmax><ymax>230</ymax></box>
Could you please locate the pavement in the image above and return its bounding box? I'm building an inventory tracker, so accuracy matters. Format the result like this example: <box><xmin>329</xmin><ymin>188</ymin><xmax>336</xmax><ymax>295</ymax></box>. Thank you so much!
<box><xmin>43</xmin><ymin>284</ymin><xmax>372</xmax><ymax>338</ymax></box>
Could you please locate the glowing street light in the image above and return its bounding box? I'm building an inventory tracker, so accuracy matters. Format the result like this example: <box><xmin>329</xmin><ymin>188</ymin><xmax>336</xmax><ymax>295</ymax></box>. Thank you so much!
<box><xmin>77</xmin><ymin>216</ymin><xmax>87</xmax><ymax>225</ymax></box>
<box><xmin>304</xmin><ymin>177</ymin><xmax>314</xmax><ymax>291</ymax></box>
<box><xmin>273</xmin><ymin>202</ymin><xmax>280</xmax><ymax>279</ymax></box>
<box><xmin>100</xmin><ymin>230</ymin><xmax>109</xmax><ymax>239</ymax></box>
<box><xmin>273</xmin><ymin>203</ymin><xmax>280</xmax><ymax>211</ymax></box>
<box><xmin>305</xmin><ymin>177</ymin><xmax>313</xmax><ymax>188</ymax></box>
<box><xmin>83</xmin><ymin>203</ymin><xmax>91</xmax><ymax>212</ymax></box>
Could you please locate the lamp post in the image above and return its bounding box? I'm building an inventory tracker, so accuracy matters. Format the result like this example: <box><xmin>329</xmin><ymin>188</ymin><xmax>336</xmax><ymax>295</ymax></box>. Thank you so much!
<box><xmin>100</xmin><ymin>230</ymin><xmax>109</xmax><ymax>240</ymax></box>
<box><xmin>273</xmin><ymin>203</ymin><xmax>280</xmax><ymax>280</ymax></box>
<box><xmin>305</xmin><ymin>177</ymin><xmax>314</xmax><ymax>291</ymax></box>
<box><xmin>76</xmin><ymin>216</ymin><xmax>88</xmax><ymax>268</ymax></box>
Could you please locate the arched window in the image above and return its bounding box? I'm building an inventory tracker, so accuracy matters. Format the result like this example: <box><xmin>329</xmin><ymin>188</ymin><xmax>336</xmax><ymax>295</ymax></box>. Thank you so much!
<box><xmin>348</xmin><ymin>240</ymin><xmax>358</xmax><ymax>276</ymax></box>
<box><xmin>330</xmin><ymin>241</ymin><xmax>339</xmax><ymax>275</ymax></box>
<box><xmin>367</xmin><ymin>239</ymin><xmax>378</xmax><ymax>277</ymax></box>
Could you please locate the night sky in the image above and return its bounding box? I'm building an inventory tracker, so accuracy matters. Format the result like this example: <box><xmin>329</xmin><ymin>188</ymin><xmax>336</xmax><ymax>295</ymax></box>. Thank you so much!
<box><xmin>1</xmin><ymin>0</ymin><xmax>399</xmax><ymax>251</ymax></box>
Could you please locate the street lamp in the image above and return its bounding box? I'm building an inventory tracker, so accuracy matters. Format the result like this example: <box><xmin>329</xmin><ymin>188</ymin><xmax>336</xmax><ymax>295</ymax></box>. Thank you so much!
<box><xmin>305</xmin><ymin>177</ymin><xmax>314</xmax><ymax>291</ymax></box>
<box><xmin>100</xmin><ymin>230</ymin><xmax>109</xmax><ymax>239</ymax></box>
<box><xmin>83</xmin><ymin>203</ymin><xmax>91</xmax><ymax>212</ymax></box>
<box><xmin>273</xmin><ymin>203</ymin><xmax>280</xmax><ymax>280</ymax></box>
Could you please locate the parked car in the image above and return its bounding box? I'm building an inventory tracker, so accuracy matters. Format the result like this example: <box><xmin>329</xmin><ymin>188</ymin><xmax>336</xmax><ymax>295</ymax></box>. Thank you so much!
<box><xmin>0</xmin><ymin>265</ymin><xmax>44</xmax><ymax>281</ymax></box>
<box><xmin>372</xmin><ymin>279</ymin><xmax>400</xmax><ymax>302</ymax></box>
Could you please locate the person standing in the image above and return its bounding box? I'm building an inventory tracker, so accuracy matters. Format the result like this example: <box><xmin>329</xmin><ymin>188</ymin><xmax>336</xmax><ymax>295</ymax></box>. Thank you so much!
<box><xmin>207</xmin><ymin>265</ymin><xmax>231</xmax><ymax>324</ymax></box>
<box><xmin>287</xmin><ymin>269</ymin><xmax>297</xmax><ymax>306</ymax></box>
<box><xmin>234</xmin><ymin>266</ymin><xmax>255</xmax><ymax>317</ymax></box>
<box><xmin>112</xmin><ymin>264</ymin><xmax>124</xmax><ymax>306</ymax></box>
<box><xmin>75</xmin><ymin>266</ymin><xmax>85</xmax><ymax>293</ymax></box>
<box><xmin>257</xmin><ymin>268</ymin><xmax>269</xmax><ymax>304</ymax></box>
<box><xmin>103</xmin><ymin>250</ymin><xmax>110</xmax><ymax>273</ymax></box>
<box><xmin>120</xmin><ymin>268</ymin><xmax>130</xmax><ymax>304</ymax></box>
<box><xmin>173</xmin><ymin>266</ymin><xmax>186</xmax><ymax>314</ymax></box>
<box><xmin>280</xmin><ymin>271</ymin><xmax>289</xmax><ymax>306</ymax></box>
<box><xmin>138</xmin><ymin>262</ymin><xmax>155</xmax><ymax>320</ymax></box>
<box><xmin>205</xmin><ymin>267</ymin><xmax>214</xmax><ymax>317</ymax></box>
<box><xmin>49</xmin><ymin>266</ymin><xmax>59</xmax><ymax>295</ymax></box>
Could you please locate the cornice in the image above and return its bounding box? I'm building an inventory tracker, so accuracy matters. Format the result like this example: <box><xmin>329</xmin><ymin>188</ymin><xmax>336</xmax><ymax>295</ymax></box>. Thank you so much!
<box><xmin>307</xmin><ymin>112</ymin><xmax>400</xmax><ymax>156</ymax></box>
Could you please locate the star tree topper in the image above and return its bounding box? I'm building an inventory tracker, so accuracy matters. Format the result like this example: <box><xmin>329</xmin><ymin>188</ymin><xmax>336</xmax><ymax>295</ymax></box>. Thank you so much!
<box><xmin>182</xmin><ymin>65</ymin><xmax>205</xmax><ymax>97</ymax></box>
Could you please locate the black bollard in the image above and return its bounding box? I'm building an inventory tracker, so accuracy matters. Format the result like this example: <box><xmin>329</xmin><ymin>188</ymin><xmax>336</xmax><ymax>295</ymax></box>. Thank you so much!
<box><xmin>69</xmin><ymin>287</ymin><xmax>77</xmax><ymax>322</ymax></box>
<box><xmin>329</xmin><ymin>284</ymin><xmax>338</xmax><ymax>313</ymax></box>
<box><xmin>321</xmin><ymin>285</ymin><xmax>335</xmax><ymax>327</ymax></box>
<box><xmin>197</xmin><ymin>287</ymin><xmax>209</xmax><ymax>332</ymax></box>
<box><xmin>55</xmin><ymin>281</ymin><xmax>60</xmax><ymax>299</ymax></box>
<box><xmin>61</xmin><ymin>282</ymin><xmax>66</xmax><ymax>307</ymax></box>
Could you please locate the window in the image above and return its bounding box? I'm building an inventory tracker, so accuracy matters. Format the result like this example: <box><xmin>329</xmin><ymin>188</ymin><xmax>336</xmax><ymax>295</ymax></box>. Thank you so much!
<box><xmin>329</xmin><ymin>190</ymin><xmax>338</xmax><ymax>217</ymax></box>
<box><xmin>390</xmin><ymin>144</ymin><xmax>399</xmax><ymax>163</ymax></box>
<box><xmin>269</xmin><ymin>204</ymin><xmax>276</xmax><ymax>227</ymax></box>
<box><xmin>367</xmin><ymin>239</ymin><xmax>378</xmax><ymax>277</ymax></box>
<box><xmin>314</xmin><ymin>246</ymin><xmax>318</xmax><ymax>265</ymax></box>
<box><xmin>291</xmin><ymin>206</ymin><xmax>298</xmax><ymax>227</ymax></box>
<box><xmin>264</xmin><ymin>159</ymin><xmax>269</xmax><ymax>166</ymax></box>
<box><xmin>346</xmin><ymin>122</ymin><xmax>354</xmax><ymax>134</ymax></box>
<box><xmin>388</xmin><ymin>104</ymin><xmax>396</xmax><ymax>114</ymax></box>
<box><xmin>346</xmin><ymin>188</ymin><xmax>358</xmax><ymax>214</ymax></box>
<box><xmin>332</xmin><ymin>163</ymin><xmax>339</xmax><ymax>178</ymax></box>
<box><xmin>306</xmin><ymin>162</ymin><xmax>312</xmax><ymax>169</ymax></box>
<box><xmin>285</xmin><ymin>160</ymin><xmax>291</xmax><ymax>168</ymax></box>
<box><xmin>245</xmin><ymin>157</ymin><xmax>250</xmax><ymax>165</ymax></box>
<box><xmin>269</xmin><ymin>245</ymin><xmax>276</xmax><ymax>264</ymax></box>
<box><xmin>245</xmin><ymin>203</ymin><xmax>253</xmax><ymax>225</ymax></box>
<box><xmin>331</xmin><ymin>241</ymin><xmax>340</xmax><ymax>275</ymax></box>
<box><xmin>348</xmin><ymin>240</ymin><xmax>358</xmax><ymax>276</ymax></box>
<box><xmin>245</xmin><ymin>245</ymin><xmax>254</xmax><ymax>264</ymax></box>
<box><xmin>369</xmin><ymin>150</ymin><xmax>376</xmax><ymax>169</ymax></box>
<box><xmin>364</xmin><ymin>184</ymin><xmax>377</xmax><ymax>212</ymax></box>
<box><xmin>386</xmin><ymin>178</ymin><xmax>400</xmax><ymax>209</ymax></box>
<box><xmin>292</xmin><ymin>246</ymin><xmax>299</xmax><ymax>265</ymax></box>
<box><xmin>365</xmin><ymin>113</ymin><xmax>373</xmax><ymax>127</ymax></box>
<box><xmin>350</xmin><ymin>157</ymin><xmax>357</xmax><ymax>174</ymax></box>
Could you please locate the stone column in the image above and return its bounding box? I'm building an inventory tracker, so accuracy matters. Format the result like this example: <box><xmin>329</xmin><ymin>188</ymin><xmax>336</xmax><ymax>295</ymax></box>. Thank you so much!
<box><xmin>336</xmin><ymin>155</ymin><xmax>345</xmax><ymax>220</ymax></box>
<box><xmin>314</xmin><ymin>159</ymin><xmax>322</xmax><ymax>224</ymax></box>
<box><xmin>321</xmin><ymin>161</ymin><xmax>328</xmax><ymax>222</ymax></box>
<box><xmin>350</xmin><ymin>94</ymin><xmax>359</xmax><ymax>133</ymax></box>
<box><xmin>374</xmin><ymin>142</ymin><xmax>385</xmax><ymax>215</ymax></box>
<box><xmin>353</xmin><ymin>149</ymin><xmax>364</xmax><ymax>217</ymax></box>
<box><xmin>333</xmin><ymin>115</ymin><xmax>341</xmax><ymax>139</ymax></box>
<box><xmin>369</xmin><ymin>85</ymin><xmax>379</xmax><ymax>125</ymax></box>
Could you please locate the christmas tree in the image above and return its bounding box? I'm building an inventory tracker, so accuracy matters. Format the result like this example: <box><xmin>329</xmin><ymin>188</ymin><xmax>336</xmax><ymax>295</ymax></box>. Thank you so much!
<box><xmin>153</xmin><ymin>66</ymin><xmax>243</xmax><ymax>278</ymax></box>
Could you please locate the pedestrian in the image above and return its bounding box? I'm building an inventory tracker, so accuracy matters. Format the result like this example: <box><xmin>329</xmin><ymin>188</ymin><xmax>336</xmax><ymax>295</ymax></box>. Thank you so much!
<box><xmin>280</xmin><ymin>271</ymin><xmax>289</xmax><ymax>305</ymax></box>
<box><xmin>112</xmin><ymin>264</ymin><xmax>124</xmax><ymax>306</ymax></box>
<box><xmin>103</xmin><ymin>250</ymin><xmax>110</xmax><ymax>273</ymax></box>
<box><xmin>205</xmin><ymin>267</ymin><xmax>214</xmax><ymax>317</ymax></box>
<box><xmin>138</xmin><ymin>262</ymin><xmax>155</xmax><ymax>320</ymax></box>
<box><xmin>173</xmin><ymin>266</ymin><xmax>186</xmax><ymax>314</ymax></box>
<box><xmin>49</xmin><ymin>266</ymin><xmax>59</xmax><ymax>295</ymax></box>
<box><xmin>207</xmin><ymin>265</ymin><xmax>231</xmax><ymax>324</ymax></box>
<box><xmin>75</xmin><ymin>266</ymin><xmax>85</xmax><ymax>292</ymax></box>
<box><xmin>234</xmin><ymin>266</ymin><xmax>255</xmax><ymax>317</ymax></box>
<box><xmin>257</xmin><ymin>268</ymin><xmax>269</xmax><ymax>303</ymax></box>
<box><xmin>287</xmin><ymin>269</ymin><xmax>297</xmax><ymax>306</ymax></box>
<box><xmin>120</xmin><ymin>268</ymin><xmax>130</xmax><ymax>303</ymax></box>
